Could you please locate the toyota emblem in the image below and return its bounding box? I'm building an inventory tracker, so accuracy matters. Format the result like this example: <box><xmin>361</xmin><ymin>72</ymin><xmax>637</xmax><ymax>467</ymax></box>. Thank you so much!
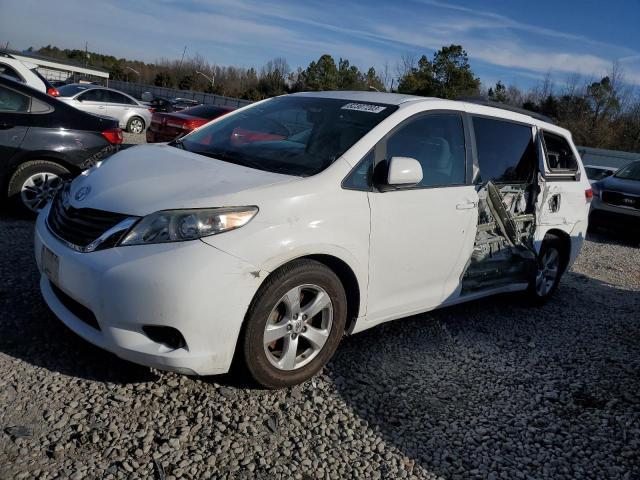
<box><xmin>75</xmin><ymin>186</ymin><xmax>92</xmax><ymax>201</ymax></box>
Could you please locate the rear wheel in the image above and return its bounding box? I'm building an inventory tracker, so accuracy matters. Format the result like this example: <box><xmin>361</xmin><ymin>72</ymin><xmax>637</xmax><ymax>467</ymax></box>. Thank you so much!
<box><xmin>240</xmin><ymin>259</ymin><xmax>347</xmax><ymax>389</ymax></box>
<box><xmin>7</xmin><ymin>160</ymin><xmax>70</xmax><ymax>215</ymax></box>
<box><xmin>127</xmin><ymin>116</ymin><xmax>145</xmax><ymax>134</ymax></box>
<box><xmin>526</xmin><ymin>236</ymin><xmax>564</xmax><ymax>304</ymax></box>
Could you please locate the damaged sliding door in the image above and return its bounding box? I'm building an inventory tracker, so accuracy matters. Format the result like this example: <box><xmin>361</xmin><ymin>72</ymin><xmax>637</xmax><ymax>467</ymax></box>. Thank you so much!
<box><xmin>460</xmin><ymin>115</ymin><xmax>540</xmax><ymax>294</ymax></box>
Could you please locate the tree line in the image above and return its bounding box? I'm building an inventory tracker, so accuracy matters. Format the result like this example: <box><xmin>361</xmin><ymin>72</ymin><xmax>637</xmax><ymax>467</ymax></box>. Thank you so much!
<box><xmin>31</xmin><ymin>44</ymin><xmax>640</xmax><ymax>152</ymax></box>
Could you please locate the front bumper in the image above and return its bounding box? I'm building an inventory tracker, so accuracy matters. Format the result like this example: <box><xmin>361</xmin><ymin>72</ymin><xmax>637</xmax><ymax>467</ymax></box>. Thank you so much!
<box><xmin>590</xmin><ymin>197</ymin><xmax>640</xmax><ymax>231</ymax></box>
<box><xmin>35</xmin><ymin>204</ymin><xmax>264</xmax><ymax>375</ymax></box>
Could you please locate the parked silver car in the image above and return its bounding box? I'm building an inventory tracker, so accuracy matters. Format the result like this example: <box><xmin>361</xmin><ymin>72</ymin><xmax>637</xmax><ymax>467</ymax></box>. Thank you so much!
<box><xmin>57</xmin><ymin>84</ymin><xmax>152</xmax><ymax>133</ymax></box>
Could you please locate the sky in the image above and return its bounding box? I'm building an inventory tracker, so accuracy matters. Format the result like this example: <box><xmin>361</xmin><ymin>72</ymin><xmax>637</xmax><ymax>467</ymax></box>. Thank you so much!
<box><xmin>2</xmin><ymin>0</ymin><xmax>640</xmax><ymax>90</ymax></box>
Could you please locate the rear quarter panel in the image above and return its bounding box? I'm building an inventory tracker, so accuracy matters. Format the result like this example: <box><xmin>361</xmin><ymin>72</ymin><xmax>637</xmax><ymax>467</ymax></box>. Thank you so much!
<box><xmin>534</xmin><ymin>126</ymin><xmax>590</xmax><ymax>267</ymax></box>
<box><xmin>12</xmin><ymin>128</ymin><xmax>112</xmax><ymax>171</ymax></box>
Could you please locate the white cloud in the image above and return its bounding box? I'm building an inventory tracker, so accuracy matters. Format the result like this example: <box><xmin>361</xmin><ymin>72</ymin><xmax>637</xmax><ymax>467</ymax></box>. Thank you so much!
<box><xmin>2</xmin><ymin>0</ymin><xmax>640</xmax><ymax>85</ymax></box>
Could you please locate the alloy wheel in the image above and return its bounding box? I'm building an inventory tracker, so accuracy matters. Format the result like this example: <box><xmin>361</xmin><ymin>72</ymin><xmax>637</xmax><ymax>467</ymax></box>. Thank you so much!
<box><xmin>263</xmin><ymin>284</ymin><xmax>333</xmax><ymax>371</ymax></box>
<box><xmin>20</xmin><ymin>172</ymin><xmax>63</xmax><ymax>212</ymax></box>
<box><xmin>130</xmin><ymin>118</ymin><xmax>143</xmax><ymax>133</ymax></box>
<box><xmin>535</xmin><ymin>247</ymin><xmax>560</xmax><ymax>296</ymax></box>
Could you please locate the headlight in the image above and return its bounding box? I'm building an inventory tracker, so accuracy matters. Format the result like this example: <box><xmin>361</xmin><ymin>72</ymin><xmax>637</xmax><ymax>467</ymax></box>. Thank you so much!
<box><xmin>119</xmin><ymin>206</ymin><xmax>258</xmax><ymax>246</ymax></box>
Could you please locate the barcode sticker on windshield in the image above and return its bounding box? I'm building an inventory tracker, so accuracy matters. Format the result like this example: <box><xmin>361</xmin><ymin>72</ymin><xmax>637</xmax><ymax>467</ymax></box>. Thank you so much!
<box><xmin>341</xmin><ymin>103</ymin><xmax>387</xmax><ymax>113</ymax></box>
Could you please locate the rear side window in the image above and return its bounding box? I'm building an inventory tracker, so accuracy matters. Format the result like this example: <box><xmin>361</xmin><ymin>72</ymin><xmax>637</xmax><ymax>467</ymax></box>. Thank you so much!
<box><xmin>473</xmin><ymin>117</ymin><xmax>537</xmax><ymax>183</ymax></box>
<box><xmin>0</xmin><ymin>85</ymin><xmax>30</xmax><ymax>112</ymax></box>
<box><xmin>542</xmin><ymin>131</ymin><xmax>578</xmax><ymax>172</ymax></box>
<box><xmin>384</xmin><ymin>113</ymin><xmax>466</xmax><ymax>187</ymax></box>
<box><xmin>107</xmin><ymin>90</ymin><xmax>136</xmax><ymax>105</ymax></box>
<box><xmin>0</xmin><ymin>63</ymin><xmax>23</xmax><ymax>83</ymax></box>
<box><xmin>78</xmin><ymin>89</ymin><xmax>107</xmax><ymax>102</ymax></box>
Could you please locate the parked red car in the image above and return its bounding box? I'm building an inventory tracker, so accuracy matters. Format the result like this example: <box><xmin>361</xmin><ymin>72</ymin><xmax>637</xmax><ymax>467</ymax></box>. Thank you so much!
<box><xmin>146</xmin><ymin>104</ymin><xmax>235</xmax><ymax>143</ymax></box>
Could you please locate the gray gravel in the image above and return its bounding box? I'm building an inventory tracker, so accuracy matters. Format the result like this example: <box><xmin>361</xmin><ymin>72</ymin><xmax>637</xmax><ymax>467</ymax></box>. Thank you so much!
<box><xmin>123</xmin><ymin>132</ymin><xmax>146</xmax><ymax>146</ymax></box>
<box><xmin>1</xmin><ymin>216</ymin><xmax>639</xmax><ymax>479</ymax></box>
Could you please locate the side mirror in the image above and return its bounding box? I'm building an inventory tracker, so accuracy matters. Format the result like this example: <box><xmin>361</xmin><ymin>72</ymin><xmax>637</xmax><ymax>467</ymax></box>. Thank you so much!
<box><xmin>387</xmin><ymin>156</ymin><xmax>423</xmax><ymax>186</ymax></box>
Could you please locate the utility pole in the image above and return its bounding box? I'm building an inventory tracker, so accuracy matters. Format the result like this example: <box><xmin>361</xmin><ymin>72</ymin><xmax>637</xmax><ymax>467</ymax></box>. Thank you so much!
<box><xmin>177</xmin><ymin>45</ymin><xmax>187</xmax><ymax>76</ymax></box>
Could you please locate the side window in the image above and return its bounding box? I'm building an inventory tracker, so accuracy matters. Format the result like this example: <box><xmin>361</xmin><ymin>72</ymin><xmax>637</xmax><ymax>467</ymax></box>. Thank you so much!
<box><xmin>384</xmin><ymin>113</ymin><xmax>466</xmax><ymax>187</ymax></box>
<box><xmin>473</xmin><ymin>117</ymin><xmax>537</xmax><ymax>183</ymax></box>
<box><xmin>107</xmin><ymin>91</ymin><xmax>135</xmax><ymax>105</ymax></box>
<box><xmin>343</xmin><ymin>150</ymin><xmax>374</xmax><ymax>191</ymax></box>
<box><xmin>542</xmin><ymin>131</ymin><xmax>578</xmax><ymax>172</ymax></box>
<box><xmin>0</xmin><ymin>63</ymin><xmax>24</xmax><ymax>83</ymax></box>
<box><xmin>78</xmin><ymin>89</ymin><xmax>106</xmax><ymax>102</ymax></box>
<box><xmin>0</xmin><ymin>85</ymin><xmax>30</xmax><ymax>112</ymax></box>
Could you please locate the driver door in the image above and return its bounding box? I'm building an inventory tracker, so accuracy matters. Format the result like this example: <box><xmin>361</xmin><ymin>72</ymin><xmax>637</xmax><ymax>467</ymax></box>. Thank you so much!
<box><xmin>366</xmin><ymin>112</ymin><xmax>478</xmax><ymax>325</ymax></box>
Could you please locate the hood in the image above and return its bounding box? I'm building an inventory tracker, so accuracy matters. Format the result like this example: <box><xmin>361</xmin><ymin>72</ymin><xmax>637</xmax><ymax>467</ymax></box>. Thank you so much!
<box><xmin>68</xmin><ymin>144</ymin><xmax>296</xmax><ymax>215</ymax></box>
<box><xmin>600</xmin><ymin>175</ymin><xmax>640</xmax><ymax>196</ymax></box>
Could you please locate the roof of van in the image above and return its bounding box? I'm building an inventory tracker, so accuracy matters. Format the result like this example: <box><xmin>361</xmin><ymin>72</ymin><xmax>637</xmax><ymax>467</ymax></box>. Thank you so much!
<box><xmin>292</xmin><ymin>90</ymin><xmax>426</xmax><ymax>105</ymax></box>
<box><xmin>292</xmin><ymin>90</ymin><xmax>562</xmax><ymax>133</ymax></box>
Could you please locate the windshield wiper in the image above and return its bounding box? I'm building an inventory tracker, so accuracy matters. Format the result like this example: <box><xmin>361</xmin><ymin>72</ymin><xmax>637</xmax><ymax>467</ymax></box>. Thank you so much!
<box><xmin>169</xmin><ymin>137</ymin><xmax>187</xmax><ymax>150</ymax></box>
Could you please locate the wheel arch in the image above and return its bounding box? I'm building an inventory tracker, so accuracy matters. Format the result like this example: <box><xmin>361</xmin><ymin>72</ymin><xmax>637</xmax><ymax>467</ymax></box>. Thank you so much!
<box><xmin>3</xmin><ymin>154</ymin><xmax>78</xmax><ymax>196</ymax></box>
<box><xmin>541</xmin><ymin>228</ymin><xmax>572</xmax><ymax>273</ymax></box>
<box><xmin>256</xmin><ymin>253</ymin><xmax>363</xmax><ymax>335</ymax></box>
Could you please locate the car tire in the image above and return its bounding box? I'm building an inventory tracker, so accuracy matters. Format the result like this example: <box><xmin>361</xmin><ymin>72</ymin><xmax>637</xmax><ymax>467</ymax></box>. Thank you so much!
<box><xmin>126</xmin><ymin>116</ymin><xmax>145</xmax><ymax>134</ymax></box>
<box><xmin>526</xmin><ymin>235</ymin><xmax>565</xmax><ymax>304</ymax></box>
<box><xmin>7</xmin><ymin>160</ymin><xmax>70</xmax><ymax>216</ymax></box>
<box><xmin>239</xmin><ymin>259</ymin><xmax>347</xmax><ymax>389</ymax></box>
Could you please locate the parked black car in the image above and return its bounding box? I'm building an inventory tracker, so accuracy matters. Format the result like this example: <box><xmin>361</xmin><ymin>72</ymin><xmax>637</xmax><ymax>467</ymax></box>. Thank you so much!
<box><xmin>147</xmin><ymin>97</ymin><xmax>200</xmax><ymax>113</ymax></box>
<box><xmin>0</xmin><ymin>76</ymin><xmax>122</xmax><ymax>214</ymax></box>
<box><xmin>590</xmin><ymin>160</ymin><xmax>640</xmax><ymax>231</ymax></box>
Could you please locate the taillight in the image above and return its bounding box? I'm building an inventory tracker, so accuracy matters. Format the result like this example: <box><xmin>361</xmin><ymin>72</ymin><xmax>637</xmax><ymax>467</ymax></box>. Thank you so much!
<box><xmin>148</xmin><ymin>108</ymin><xmax>155</xmax><ymax>113</ymax></box>
<box><xmin>47</xmin><ymin>87</ymin><xmax>60</xmax><ymax>97</ymax></box>
<box><xmin>585</xmin><ymin>188</ymin><xmax>593</xmax><ymax>201</ymax></box>
<box><xmin>184</xmin><ymin>119</ymin><xmax>206</xmax><ymax>130</ymax></box>
<box><xmin>102</xmin><ymin>128</ymin><xmax>124</xmax><ymax>145</ymax></box>
<box><xmin>166</xmin><ymin>117</ymin><xmax>207</xmax><ymax>131</ymax></box>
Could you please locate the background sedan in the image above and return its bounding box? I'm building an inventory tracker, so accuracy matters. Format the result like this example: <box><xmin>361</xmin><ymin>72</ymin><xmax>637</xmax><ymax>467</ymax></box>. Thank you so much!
<box><xmin>56</xmin><ymin>84</ymin><xmax>153</xmax><ymax>134</ymax></box>
<box><xmin>146</xmin><ymin>104</ymin><xmax>234</xmax><ymax>143</ymax></box>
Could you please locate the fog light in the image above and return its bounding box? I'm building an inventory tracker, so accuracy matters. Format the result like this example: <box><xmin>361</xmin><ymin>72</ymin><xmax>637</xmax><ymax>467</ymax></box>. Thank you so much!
<box><xmin>143</xmin><ymin>326</ymin><xmax>187</xmax><ymax>350</ymax></box>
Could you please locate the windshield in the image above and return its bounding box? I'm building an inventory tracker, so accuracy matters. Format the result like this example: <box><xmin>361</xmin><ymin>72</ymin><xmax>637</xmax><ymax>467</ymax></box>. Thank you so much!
<box><xmin>614</xmin><ymin>161</ymin><xmax>640</xmax><ymax>181</ymax></box>
<box><xmin>585</xmin><ymin>166</ymin><xmax>615</xmax><ymax>181</ymax></box>
<box><xmin>57</xmin><ymin>84</ymin><xmax>91</xmax><ymax>97</ymax></box>
<box><xmin>177</xmin><ymin>96</ymin><xmax>398</xmax><ymax>176</ymax></box>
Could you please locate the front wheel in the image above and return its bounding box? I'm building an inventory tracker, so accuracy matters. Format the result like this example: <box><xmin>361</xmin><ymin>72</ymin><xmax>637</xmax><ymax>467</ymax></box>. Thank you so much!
<box><xmin>239</xmin><ymin>260</ymin><xmax>347</xmax><ymax>389</ymax></box>
<box><xmin>526</xmin><ymin>236</ymin><xmax>564</xmax><ymax>304</ymax></box>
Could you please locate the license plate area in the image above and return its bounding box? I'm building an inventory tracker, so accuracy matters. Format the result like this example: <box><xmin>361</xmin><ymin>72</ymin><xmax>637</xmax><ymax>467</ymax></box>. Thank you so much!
<box><xmin>42</xmin><ymin>245</ymin><xmax>59</xmax><ymax>285</ymax></box>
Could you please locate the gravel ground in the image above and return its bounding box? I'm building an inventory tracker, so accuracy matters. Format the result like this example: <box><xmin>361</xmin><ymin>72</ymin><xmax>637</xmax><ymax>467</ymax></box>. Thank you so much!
<box><xmin>0</xmin><ymin>217</ymin><xmax>639</xmax><ymax>479</ymax></box>
<box><xmin>123</xmin><ymin>132</ymin><xmax>146</xmax><ymax>146</ymax></box>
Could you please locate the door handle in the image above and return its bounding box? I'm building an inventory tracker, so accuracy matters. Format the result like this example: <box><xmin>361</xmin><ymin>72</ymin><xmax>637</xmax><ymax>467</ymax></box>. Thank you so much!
<box><xmin>0</xmin><ymin>122</ymin><xmax>13</xmax><ymax>130</ymax></box>
<box><xmin>97</xmin><ymin>105</ymin><xmax>106</xmax><ymax>109</ymax></box>
<box><xmin>456</xmin><ymin>201</ymin><xmax>477</xmax><ymax>210</ymax></box>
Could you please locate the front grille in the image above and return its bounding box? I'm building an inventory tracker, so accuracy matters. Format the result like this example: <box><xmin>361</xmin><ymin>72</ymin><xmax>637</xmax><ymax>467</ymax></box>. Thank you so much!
<box><xmin>50</xmin><ymin>281</ymin><xmax>101</xmax><ymax>331</ymax></box>
<box><xmin>602</xmin><ymin>191</ymin><xmax>640</xmax><ymax>210</ymax></box>
<box><xmin>47</xmin><ymin>192</ymin><xmax>130</xmax><ymax>249</ymax></box>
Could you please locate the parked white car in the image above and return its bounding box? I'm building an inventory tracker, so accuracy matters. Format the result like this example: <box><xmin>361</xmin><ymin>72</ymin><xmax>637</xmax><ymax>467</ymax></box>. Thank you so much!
<box><xmin>56</xmin><ymin>84</ymin><xmax>152</xmax><ymax>133</ymax></box>
<box><xmin>34</xmin><ymin>92</ymin><xmax>592</xmax><ymax>388</ymax></box>
<box><xmin>0</xmin><ymin>54</ymin><xmax>58</xmax><ymax>95</ymax></box>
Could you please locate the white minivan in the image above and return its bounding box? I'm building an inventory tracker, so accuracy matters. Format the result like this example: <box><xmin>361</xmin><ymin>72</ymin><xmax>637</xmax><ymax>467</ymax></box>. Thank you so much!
<box><xmin>34</xmin><ymin>92</ymin><xmax>592</xmax><ymax>388</ymax></box>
